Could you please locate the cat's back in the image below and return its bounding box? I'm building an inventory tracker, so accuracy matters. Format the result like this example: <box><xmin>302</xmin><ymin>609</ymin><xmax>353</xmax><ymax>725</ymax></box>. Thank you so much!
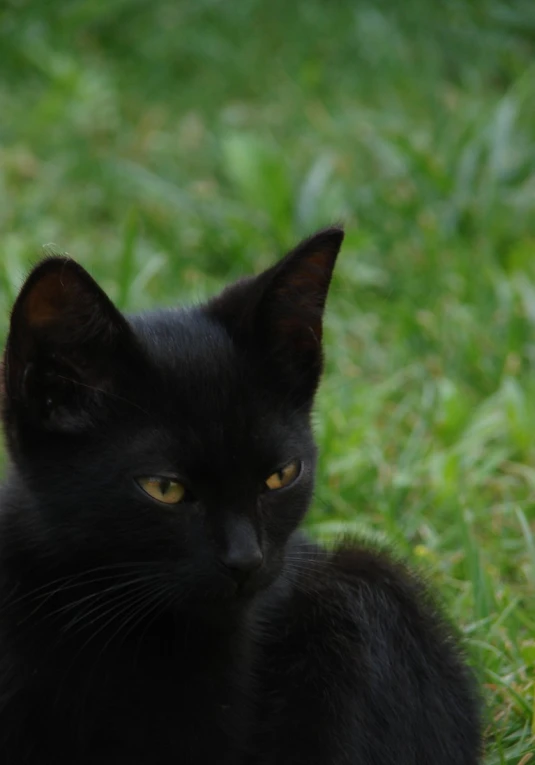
<box><xmin>251</xmin><ymin>535</ymin><xmax>481</xmax><ymax>765</ymax></box>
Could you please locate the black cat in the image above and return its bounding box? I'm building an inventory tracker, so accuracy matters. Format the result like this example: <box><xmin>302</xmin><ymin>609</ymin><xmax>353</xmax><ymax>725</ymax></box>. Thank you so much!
<box><xmin>0</xmin><ymin>228</ymin><xmax>481</xmax><ymax>764</ymax></box>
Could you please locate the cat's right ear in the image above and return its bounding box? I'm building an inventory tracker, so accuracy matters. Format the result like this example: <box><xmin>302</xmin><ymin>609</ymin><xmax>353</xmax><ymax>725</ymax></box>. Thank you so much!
<box><xmin>3</xmin><ymin>256</ymin><xmax>136</xmax><ymax>432</ymax></box>
<box><xmin>208</xmin><ymin>227</ymin><xmax>344</xmax><ymax>404</ymax></box>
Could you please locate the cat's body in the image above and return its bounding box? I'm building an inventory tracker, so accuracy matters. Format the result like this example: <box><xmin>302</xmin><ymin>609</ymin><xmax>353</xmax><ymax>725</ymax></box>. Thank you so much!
<box><xmin>0</xmin><ymin>531</ymin><xmax>479</xmax><ymax>765</ymax></box>
<box><xmin>0</xmin><ymin>229</ymin><xmax>481</xmax><ymax>763</ymax></box>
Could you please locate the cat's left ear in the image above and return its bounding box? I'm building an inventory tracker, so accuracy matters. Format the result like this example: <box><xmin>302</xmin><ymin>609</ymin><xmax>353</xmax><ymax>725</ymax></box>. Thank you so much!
<box><xmin>209</xmin><ymin>226</ymin><xmax>344</xmax><ymax>402</ymax></box>
<box><xmin>3</xmin><ymin>256</ymin><xmax>137</xmax><ymax>432</ymax></box>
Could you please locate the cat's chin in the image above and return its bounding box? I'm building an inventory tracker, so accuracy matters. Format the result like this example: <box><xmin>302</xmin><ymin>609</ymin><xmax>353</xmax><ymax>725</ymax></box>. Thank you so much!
<box><xmin>185</xmin><ymin>586</ymin><xmax>266</xmax><ymax>626</ymax></box>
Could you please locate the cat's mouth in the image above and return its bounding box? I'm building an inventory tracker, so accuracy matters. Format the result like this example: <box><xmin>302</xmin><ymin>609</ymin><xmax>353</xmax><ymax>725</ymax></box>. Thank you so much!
<box><xmin>235</xmin><ymin>563</ymin><xmax>282</xmax><ymax>600</ymax></box>
<box><xmin>211</xmin><ymin>563</ymin><xmax>279</xmax><ymax>603</ymax></box>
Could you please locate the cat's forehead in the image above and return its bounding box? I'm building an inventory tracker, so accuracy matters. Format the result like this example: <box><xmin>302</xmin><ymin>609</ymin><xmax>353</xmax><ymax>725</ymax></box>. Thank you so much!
<box><xmin>127</xmin><ymin>308</ymin><xmax>260</xmax><ymax>413</ymax></box>
<box><xmin>123</xmin><ymin>308</ymin><xmax>300</xmax><ymax>467</ymax></box>
<box><xmin>128</xmin><ymin>308</ymin><xmax>233</xmax><ymax>371</ymax></box>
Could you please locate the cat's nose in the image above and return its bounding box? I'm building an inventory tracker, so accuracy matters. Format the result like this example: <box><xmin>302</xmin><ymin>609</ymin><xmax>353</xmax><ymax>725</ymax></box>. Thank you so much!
<box><xmin>220</xmin><ymin>517</ymin><xmax>264</xmax><ymax>580</ymax></box>
<box><xmin>221</xmin><ymin>546</ymin><xmax>264</xmax><ymax>579</ymax></box>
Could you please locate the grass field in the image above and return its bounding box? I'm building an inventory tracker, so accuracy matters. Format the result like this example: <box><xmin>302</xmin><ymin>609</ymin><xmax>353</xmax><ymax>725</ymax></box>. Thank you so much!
<box><xmin>1</xmin><ymin>0</ymin><xmax>534</xmax><ymax>760</ymax></box>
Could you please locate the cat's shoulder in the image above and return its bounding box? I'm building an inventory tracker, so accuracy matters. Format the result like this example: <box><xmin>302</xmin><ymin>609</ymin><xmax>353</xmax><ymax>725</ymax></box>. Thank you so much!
<box><xmin>261</xmin><ymin>533</ymin><xmax>439</xmax><ymax>619</ymax></box>
<box><xmin>250</xmin><ymin>534</ymin><xmax>481</xmax><ymax>765</ymax></box>
<box><xmin>253</xmin><ymin>532</ymin><xmax>464</xmax><ymax>666</ymax></box>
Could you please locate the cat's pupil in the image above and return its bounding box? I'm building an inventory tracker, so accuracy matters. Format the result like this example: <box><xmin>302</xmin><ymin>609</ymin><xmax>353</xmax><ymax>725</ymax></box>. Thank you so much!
<box><xmin>159</xmin><ymin>478</ymin><xmax>171</xmax><ymax>495</ymax></box>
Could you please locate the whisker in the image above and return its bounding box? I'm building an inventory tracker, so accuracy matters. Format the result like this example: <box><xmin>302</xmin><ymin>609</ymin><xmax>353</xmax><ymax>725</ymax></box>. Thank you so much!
<box><xmin>61</xmin><ymin>579</ymin><xmax>161</xmax><ymax>635</ymax></box>
<box><xmin>72</xmin><ymin>586</ymin><xmax>163</xmax><ymax>669</ymax></box>
<box><xmin>50</xmin><ymin>573</ymin><xmax>166</xmax><ymax>620</ymax></box>
<box><xmin>101</xmin><ymin>583</ymin><xmax>174</xmax><ymax>659</ymax></box>
<box><xmin>10</xmin><ymin>569</ymin><xmax>164</xmax><ymax>630</ymax></box>
<box><xmin>3</xmin><ymin>561</ymin><xmax>163</xmax><ymax>613</ymax></box>
<box><xmin>59</xmin><ymin>591</ymin><xmax>162</xmax><ymax>674</ymax></box>
<box><xmin>131</xmin><ymin>585</ymin><xmax>177</xmax><ymax>665</ymax></box>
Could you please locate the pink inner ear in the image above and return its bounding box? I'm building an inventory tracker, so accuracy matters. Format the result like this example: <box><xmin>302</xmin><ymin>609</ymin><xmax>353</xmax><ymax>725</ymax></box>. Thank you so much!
<box><xmin>24</xmin><ymin>272</ymin><xmax>73</xmax><ymax>328</ymax></box>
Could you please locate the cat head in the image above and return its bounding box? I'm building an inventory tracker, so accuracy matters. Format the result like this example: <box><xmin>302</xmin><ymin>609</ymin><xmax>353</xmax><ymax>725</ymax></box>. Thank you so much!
<box><xmin>1</xmin><ymin>227</ymin><xmax>343</xmax><ymax>608</ymax></box>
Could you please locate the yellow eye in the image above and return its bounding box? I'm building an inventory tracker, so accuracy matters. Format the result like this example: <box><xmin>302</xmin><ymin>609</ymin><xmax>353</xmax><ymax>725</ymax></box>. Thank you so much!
<box><xmin>137</xmin><ymin>477</ymin><xmax>186</xmax><ymax>505</ymax></box>
<box><xmin>265</xmin><ymin>460</ymin><xmax>301</xmax><ymax>491</ymax></box>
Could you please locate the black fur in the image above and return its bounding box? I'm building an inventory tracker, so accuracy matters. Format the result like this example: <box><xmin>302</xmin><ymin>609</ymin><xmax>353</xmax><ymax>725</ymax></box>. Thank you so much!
<box><xmin>0</xmin><ymin>228</ymin><xmax>481</xmax><ymax>763</ymax></box>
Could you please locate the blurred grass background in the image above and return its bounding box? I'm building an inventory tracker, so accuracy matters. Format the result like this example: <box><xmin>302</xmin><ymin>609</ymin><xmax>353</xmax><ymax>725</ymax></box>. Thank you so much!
<box><xmin>1</xmin><ymin>0</ymin><xmax>535</xmax><ymax>760</ymax></box>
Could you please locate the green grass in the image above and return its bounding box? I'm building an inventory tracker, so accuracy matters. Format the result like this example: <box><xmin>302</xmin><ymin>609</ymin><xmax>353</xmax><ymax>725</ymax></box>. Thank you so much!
<box><xmin>1</xmin><ymin>0</ymin><xmax>535</xmax><ymax>760</ymax></box>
